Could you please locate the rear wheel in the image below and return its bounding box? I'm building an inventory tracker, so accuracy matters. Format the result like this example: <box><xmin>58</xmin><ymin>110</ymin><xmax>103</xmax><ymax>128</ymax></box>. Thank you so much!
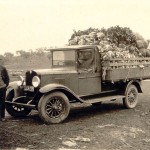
<box><xmin>123</xmin><ymin>84</ymin><xmax>138</xmax><ymax>109</ymax></box>
<box><xmin>5</xmin><ymin>88</ymin><xmax>31</xmax><ymax>117</ymax></box>
<box><xmin>38</xmin><ymin>92</ymin><xmax>70</xmax><ymax>124</ymax></box>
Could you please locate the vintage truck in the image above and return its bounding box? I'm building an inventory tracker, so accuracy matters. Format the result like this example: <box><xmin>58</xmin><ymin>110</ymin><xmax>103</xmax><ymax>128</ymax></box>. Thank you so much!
<box><xmin>5</xmin><ymin>45</ymin><xmax>150</xmax><ymax>124</ymax></box>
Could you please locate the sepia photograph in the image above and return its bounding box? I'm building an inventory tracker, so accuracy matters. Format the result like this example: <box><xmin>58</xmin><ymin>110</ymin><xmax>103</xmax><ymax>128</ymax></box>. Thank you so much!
<box><xmin>0</xmin><ymin>0</ymin><xmax>150</xmax><ymax>149</ymax></box>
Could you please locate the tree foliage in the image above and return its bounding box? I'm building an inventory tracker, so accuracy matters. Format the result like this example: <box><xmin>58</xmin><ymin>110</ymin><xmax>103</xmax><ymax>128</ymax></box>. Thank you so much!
<box><xmin>0</xmin><ymin>47</ymin><xmax>51</xmax><ymax>65</ymax></box>
<box><xmin>106</xmin><ymin>26</ymin><xmax>137</xmax><ymax>46</ymax></box>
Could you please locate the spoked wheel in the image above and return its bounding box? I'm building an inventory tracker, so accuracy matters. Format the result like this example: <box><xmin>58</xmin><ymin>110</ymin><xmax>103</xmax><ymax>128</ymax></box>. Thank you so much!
<box><xmin>123</xmin><ymin>84</ymin><xmax>138</xmax><ymax>109</ymax></box>
<box><xmin>38</xmin><ymin>92</ymin><xmax>70</xmax><ymax>124</ymax></box>
<box><xmin>5</xmin><ymin>87</ymin><xmax>32</xmax><ymax>117</ymax></box>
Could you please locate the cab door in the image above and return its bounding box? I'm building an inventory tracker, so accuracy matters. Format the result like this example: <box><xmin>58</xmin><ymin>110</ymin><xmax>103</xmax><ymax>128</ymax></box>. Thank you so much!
<box><xmin>78</xmin><ymin>72</ymin><xmax>101</xmax><ymax>96</ymax></box>
<box><xmin>77</xmin><ymin>48</ymin><xmax>101</xmax><ymax>96</ymax></box>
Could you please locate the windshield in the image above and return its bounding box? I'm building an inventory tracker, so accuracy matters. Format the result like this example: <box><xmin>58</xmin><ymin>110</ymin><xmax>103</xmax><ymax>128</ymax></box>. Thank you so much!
<box><xmin>52</xmin><ymin>50</ymin><xmax>76</xmax><ymax>69</ymax></box>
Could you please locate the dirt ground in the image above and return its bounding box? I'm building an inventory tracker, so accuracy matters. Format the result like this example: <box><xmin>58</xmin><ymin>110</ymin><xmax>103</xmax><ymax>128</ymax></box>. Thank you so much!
<box><xmin>1</xmin><ymin>80</ymin><xmax>150</xmax><ymax>150</ymax></box>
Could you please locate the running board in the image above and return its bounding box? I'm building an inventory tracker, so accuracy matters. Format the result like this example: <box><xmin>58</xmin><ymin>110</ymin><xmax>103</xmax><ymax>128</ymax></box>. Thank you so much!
<box><xmin>83</xmin><ymin>95</ymin><xmax>125</xmax><ymax>104</ymax></box>
<box><xmin>5</xmin><ymin>101</ymin><xmax>36</xmax><ymax>109</ymax></box>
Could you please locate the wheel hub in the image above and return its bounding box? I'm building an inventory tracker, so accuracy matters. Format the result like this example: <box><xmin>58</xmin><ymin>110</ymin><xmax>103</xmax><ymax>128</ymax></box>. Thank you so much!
<box><xmin>46</xmin><ymin>97</ymin><xmax>64</xmax><ymax>118</ymax></box>
<box><xmin>129</xmin><ymin>93</ymin><xmax>135</xmax><ymax>99</ymax></box>
<box><xmin>52</xmin><ymin>104</ymin><xmax>62</xmax><ymax>111</ymax></box>
<box><xmin>128</xmin><ymin>89</ymin><xmax>136</xmax><ymax>104</ymax></box>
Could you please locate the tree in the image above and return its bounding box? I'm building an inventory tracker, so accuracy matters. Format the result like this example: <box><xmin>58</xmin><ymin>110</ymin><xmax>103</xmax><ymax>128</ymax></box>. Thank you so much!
<box><xmin>4</xmin><ymin>52</ymin><xmax>14</xmax><ymax>62</ymax></box>
<box><xmin>35</xmin><ymin>48</ymin><xmax>45</xmax><ymax>57</ymax></box>
<box><xmin>0</xmin><ymin>55</ymin><xmax>5</xmax><ymax>65</ymax></box>
<box><xmin>4</xmin><ymin>52</ymin><xmax>14</xmax><ymax>58</ymax></box>
<box><xmin>16</xmin><ymin>50</ymin><xmax>30</xmax><ymax>59</ymax></box>
<box><xmin>16</xmin><ymin>50</ymin><xmax>25</xmax><ymax>56</ymax></box>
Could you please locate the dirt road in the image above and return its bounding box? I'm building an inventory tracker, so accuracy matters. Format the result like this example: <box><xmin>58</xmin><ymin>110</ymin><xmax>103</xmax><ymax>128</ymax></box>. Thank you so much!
<box><xmin>0</xmin><ymin>81</ymin><xmax>150</xmax><ymax>150</ymax></box>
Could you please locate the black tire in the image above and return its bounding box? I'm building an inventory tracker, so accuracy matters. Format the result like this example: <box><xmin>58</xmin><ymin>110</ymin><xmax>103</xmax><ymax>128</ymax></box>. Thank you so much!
<box><xmin>38</xmin><ymin>92</ymin><xmax>70</xmax><ymax>124</ymax></box>
<box><xmin>123</xmin><ymin>84</ymin><xmax>138</xmax><ymax>109</ymax></box>
<box><xmin>5</xmin><ymin>88</ymin><xmax>31</xmax><ymax>118</ymax></box>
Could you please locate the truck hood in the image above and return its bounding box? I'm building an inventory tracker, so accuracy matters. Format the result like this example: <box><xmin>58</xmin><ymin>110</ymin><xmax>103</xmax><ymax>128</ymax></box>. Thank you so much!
<box><xmin>32</xmin><ymin>68</ymin><xmax>77</xmax><ymax>75</ymax></box>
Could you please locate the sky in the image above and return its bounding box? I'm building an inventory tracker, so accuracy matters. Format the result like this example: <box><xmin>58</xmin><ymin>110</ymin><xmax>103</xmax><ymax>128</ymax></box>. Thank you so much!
<box><xmin>0</xmin><ymin>0</ymin><xmax>150</xmax><ymax>55</ymax></box>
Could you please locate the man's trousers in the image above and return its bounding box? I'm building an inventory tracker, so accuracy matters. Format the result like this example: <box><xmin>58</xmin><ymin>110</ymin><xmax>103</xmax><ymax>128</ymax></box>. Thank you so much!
<box><xmin>0</xmin><ymin>87</ymin><xmax>6</xmax><ymax>119</ymax></box>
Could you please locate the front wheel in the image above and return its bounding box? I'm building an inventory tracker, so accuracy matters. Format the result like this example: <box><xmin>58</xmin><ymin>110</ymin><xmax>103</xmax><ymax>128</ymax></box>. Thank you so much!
<box><xmin>123</xmin><ymin>84</ymin><xmax>138</xmax><ymax>109</ymax></box>
<box><xmin>38</xmin><ymin>92</ymin><xmax>70</xmax><ymax>124</ymax></box>
<box><xmin>5</xmin><ymin>88</ymin><xmax>32</xmax><ymax>117</ymax></box>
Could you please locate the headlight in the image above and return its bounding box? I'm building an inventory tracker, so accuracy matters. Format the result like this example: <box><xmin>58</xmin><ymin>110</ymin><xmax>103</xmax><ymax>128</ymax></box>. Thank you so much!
<box><xmin>32</xmin><ymin>76</ymin><xmax>40</xmax><ymax>87</ymax></box>
<box><xmin>17</xmin><ymin>76</ymin><xmax>24</xmax><ymax>86</ymax></box>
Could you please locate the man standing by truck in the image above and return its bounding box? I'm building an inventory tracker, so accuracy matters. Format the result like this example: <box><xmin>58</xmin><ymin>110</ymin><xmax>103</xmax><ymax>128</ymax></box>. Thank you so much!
<box><xmin>0</xmin><ymin>60</ymin><xmax>9</xmax><ymax>121</ymax></box>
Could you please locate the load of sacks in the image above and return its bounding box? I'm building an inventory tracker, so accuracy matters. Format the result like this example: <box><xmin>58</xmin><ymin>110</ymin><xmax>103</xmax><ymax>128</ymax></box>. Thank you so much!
<box><xmin>68</xmin><ymin>26</ymin><xmax>150</xmax><ymax>60</ymax></box>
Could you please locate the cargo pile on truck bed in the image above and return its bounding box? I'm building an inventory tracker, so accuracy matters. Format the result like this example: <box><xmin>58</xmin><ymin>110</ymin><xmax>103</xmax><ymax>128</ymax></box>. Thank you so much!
<box><xmin>69</xmin><ymin>26</ymin><xmax>150</xmax><ymax>60</ymax></box>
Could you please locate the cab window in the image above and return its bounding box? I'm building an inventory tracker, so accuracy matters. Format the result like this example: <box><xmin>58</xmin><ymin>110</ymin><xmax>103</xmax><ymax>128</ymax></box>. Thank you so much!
<box><xmin>77</xmin><ymin>49</ymin><xmax>94</xmax><ymax>70</ymax></box>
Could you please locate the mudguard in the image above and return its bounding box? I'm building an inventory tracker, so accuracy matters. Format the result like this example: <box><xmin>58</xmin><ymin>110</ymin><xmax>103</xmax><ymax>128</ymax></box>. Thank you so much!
<box><xmin>124</xmin><ymin>80</ymin><xmax>142</xmax><ymax>94</ymax></box>
<box><xmin>39</xmin><ymin>83</ymin><xmax>84</xmax><ymax>103</ymax></box>
<box><xmin>7</xmin><ymin>81</ymin><xmax>24</xmax><ymax>98</ymax></box>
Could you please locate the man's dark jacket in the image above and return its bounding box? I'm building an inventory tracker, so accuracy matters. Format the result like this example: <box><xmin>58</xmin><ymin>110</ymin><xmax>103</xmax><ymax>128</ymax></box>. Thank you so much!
<box><xmin>0</xmin><ymin>65</ymin><xmax>9</xmax><ymax>88</ymax></box>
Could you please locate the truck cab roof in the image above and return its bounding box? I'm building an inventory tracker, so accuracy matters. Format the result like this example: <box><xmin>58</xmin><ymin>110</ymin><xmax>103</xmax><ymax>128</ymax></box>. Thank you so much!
<box><xmin>47</xmin><ymin>45</ymin><xmax>98</xmax><ymax>51</ymax></box>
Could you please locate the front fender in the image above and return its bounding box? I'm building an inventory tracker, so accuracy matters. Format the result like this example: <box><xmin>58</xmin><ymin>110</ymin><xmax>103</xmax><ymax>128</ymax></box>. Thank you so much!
<box><xmin>7</xmin><ymin>81</ymin><xmax>24</xmax><ymax>98</ymax></box>
<box><xmin>39</xmin><ymin>83</ymin><xmax>83</xmax><ymax>103</ymax></box>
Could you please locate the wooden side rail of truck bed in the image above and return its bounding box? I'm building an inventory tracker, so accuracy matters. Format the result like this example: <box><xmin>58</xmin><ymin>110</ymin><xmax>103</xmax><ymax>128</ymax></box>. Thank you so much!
<box><xmin>102</xmin><ymin>58</ymin><xmax>150</xmax><ymax>82</ymax></box>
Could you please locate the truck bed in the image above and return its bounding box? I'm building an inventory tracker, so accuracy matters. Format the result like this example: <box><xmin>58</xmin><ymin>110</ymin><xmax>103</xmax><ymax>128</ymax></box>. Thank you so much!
<box><xmin>102</xmin><ymin>58</ymin><xmax>150</xmax><ymax>82</ymax></box>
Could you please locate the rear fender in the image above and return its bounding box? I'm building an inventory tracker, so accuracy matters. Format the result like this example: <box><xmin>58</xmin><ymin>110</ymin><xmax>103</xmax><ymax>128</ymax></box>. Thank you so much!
<box><xmin>38</xmin><ymin>83</ymin><xmax>83</xmax><ymax>103</ymax></box>
<box><xmin>123</xmin><ymin>80</ymin><xmax>142</xmax><ymax>94</ymax></box>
